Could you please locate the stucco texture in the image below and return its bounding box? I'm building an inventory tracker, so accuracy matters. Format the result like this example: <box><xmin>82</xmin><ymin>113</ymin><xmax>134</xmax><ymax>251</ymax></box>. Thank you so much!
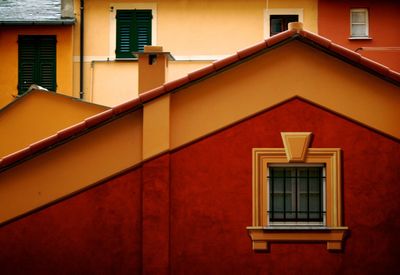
<box><xmin>0</xmin><ymin>98</ymin><xmax>399</xmax><ymax>274</ymax></box>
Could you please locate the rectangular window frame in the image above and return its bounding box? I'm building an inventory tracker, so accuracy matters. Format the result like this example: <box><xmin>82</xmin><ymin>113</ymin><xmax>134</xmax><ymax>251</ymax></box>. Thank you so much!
<box><xmin>18</xmin><ymin>35</ymin><xmax>57</xmax><ymax>94</ymax></box>
<box><xmin>264</xmin><ymin>9</ymin><xmax>303</xmax><ymax>38</ymax></box>
<box><xmin>247</xmin><ymin>132</ymin><xmax>348</xmax><ymax>251</ymax></box>
<box><xmin>350</xmin><ymin>8</ymin><xmax>370</xmax><ymax>39</ymax></box>
<box><xmin>109</xmin><ymin>3</ymin><xmax>157</xmax><ymax>60</ymax></box>
<box><xmin>267</xmin><ymin>164</ymin><xmax>326</xmax><ymax>227</ymax></box>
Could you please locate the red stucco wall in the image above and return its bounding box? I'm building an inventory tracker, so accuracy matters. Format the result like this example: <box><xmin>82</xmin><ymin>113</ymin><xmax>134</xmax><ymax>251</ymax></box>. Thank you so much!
<box><xmin>0</xmin><ymin>99</ymin><xmax>399</xmax><ymax>274</ymax></box>
<box><xmin>170</xmin><ymin>99</ymin><xmax>400</xmax><ymax>274</ymax></box>
<box><xmin>0</xmin><ymin>169</ymin><xmax>142</xmax><ymax>274</ymax></box>
<box><xmin>318</xmin><ymin>0</ymin><xmax>400</xmax><ymax>72</ymax></box>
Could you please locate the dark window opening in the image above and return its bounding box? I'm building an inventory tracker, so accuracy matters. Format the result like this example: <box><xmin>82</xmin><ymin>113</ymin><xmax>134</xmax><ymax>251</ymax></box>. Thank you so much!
<box><xmin>270</xmin><ymin>15</ymin><xmax>299</xmax><ymax>36</ymax></box>
<box><xmin>269</xmin><ymin>166</ymin><xmax>325</xmax><ymax>222</ymax></box>
<box><xmin>18</xmin><ymin>35</ymin><xmax>56</xmax><ymax>94</ymax></box>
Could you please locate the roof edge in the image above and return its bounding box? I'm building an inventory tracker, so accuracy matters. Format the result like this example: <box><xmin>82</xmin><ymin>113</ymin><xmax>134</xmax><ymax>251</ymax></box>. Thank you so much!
<box><xmin>1</xmin><ymin>26</ymin><xmax>399</xmax><ymax>171</ymax></box>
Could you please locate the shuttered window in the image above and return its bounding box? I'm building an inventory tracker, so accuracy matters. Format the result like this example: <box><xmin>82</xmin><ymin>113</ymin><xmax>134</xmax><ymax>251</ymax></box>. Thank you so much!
<box><xmin>116</xmin><ymin>10</ymin><xmax>152</xmax><ymax>58</ymax></box>
<box><xmin>18</xmin><ymin>35</ymin><xmax>56</xmax><ymax>94</ymax></box>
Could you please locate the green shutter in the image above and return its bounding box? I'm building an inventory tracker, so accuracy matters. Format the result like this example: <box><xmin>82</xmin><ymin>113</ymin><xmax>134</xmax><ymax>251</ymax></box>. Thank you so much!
<box><xmin>18</xmin><ymin>36</ymin><xmax>36</xmax><ymax>94</ymax></box>
<box><xmin>135</xmin><ymin>10</ymin><xmax>152</xmax><ymax>52</ymax></box>
<box><xmin>37</xmin><ymin>37</ymin><xmax>57</xmax><ymax>91</ymax></box>
<box><xmin>116</xmin><ymin>10</ymin><xmax>152</xmax><ymax>58</ymax></box>
<box><xmin>18</xmin><ymin>36</ymin><xmax>56</xmax><ymax>94</ymax></box>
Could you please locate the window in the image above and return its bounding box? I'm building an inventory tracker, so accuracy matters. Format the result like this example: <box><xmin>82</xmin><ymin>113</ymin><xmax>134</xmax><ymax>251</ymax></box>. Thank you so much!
<box><xmin>18</xmin><ymin>35</ymin><xmax>56</xmax><ymax>94</ymax></box>
<box><xmin>247</xmin><ymin>132</ymin><xmax>348</xmax><ymax>251</ymax></box>
<box><xmin>116</xmin><ymin>9</ymin><xmax>152</xmax><ymax>58</ymax></box>
<box><xmin>268</xmin><ymin>165</ymin><xmax>325</xmax><ymax>225</ymax></box>
<box><xmin>270</xmin><ymin>15</ymin><xmax>299</xmax><ymax>36</ymax></box>
<box><xmin>350</xmin><ymin>9</ymin><xmax>369</xmax><ymax>38</ymax></box>
<box><xmin>264</xmin><ymin>9</ymin><xmax>303</xmax><ymax>38</ymax></box>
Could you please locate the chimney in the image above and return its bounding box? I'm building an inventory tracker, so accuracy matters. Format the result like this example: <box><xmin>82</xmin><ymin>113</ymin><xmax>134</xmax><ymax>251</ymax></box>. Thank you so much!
<box><xmin>288</xmin><ymin>22</ymin><xmax>303</xmax><ymax>32</ymax></box>
<box><xmin>135</xmin><ymin>46</ymin><xmax>174</xmax><ymax>94</ymax></box>
<box><xmin>61</xmin><ymin>0</ymin><xmax>74</xmax><ymax>18</ymax></box>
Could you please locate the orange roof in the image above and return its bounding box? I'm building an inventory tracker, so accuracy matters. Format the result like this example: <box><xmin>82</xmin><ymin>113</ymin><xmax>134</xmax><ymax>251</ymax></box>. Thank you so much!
<box><xmin>1</xmin><ymin>27</ymin><xmax>399</xmax><ymax>171</ymax></box>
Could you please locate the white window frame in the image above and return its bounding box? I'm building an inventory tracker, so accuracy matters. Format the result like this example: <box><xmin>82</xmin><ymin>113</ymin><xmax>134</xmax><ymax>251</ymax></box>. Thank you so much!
<box><xmin>350</xmin><ymin>8</ymin><xmax>369</xmax><ymax>39</ymax></box>
<box><xmin>267</xmin><ymin>164</ymin><xmax>326</xmax><ymax>228</ymax></box>
<box><xmin>264</xmin><ymin>9</ymin><xmax>303</xmax><ymax>38</ymax></box>
<box><xmin>109</xmin><ymin>3</ymin><xmax>157</xmax><ymax>60</ymax></box>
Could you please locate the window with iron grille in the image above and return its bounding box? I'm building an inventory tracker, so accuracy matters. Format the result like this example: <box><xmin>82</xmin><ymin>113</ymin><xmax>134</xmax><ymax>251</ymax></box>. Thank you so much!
<box><xmin>116</xmin><ymin>9</ymin><xmax>152</xmax><ymax>58</ymax></box>
<box><xmin>268</xmin><ymin>165</ymin><xmax>325</xmax><ymax>224</ymax></box>
<box><xmin>18</xmin><ymin>35</ymin><xmax>56</xmax><ymax>94</ymax></box>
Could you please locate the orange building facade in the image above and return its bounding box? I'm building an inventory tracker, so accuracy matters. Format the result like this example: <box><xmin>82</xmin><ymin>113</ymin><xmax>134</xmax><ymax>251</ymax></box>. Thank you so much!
<box><xmin>0</xmin><ymin>24</ymin><xmax>399</xmax><ymax>273</ymax></box>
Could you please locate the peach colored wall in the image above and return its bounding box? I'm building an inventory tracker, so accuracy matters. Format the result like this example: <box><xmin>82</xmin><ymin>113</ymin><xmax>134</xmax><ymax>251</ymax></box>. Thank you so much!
<box><xmin>72</xmin><ymin>0</ymin><xmax>318</xmax><ymax>106</ymax></box>
<box><xmin>0</xmin><ymin>26</ymin><xmax>74</xmax><ymax>108</ymax></box>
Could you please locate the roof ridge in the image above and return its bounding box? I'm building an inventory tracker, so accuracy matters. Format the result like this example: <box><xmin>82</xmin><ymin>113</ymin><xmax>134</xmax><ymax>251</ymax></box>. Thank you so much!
<box><xmin>1</xmin><ymin>28</ymin><xmax>399</xmax><ymax>170</ymax></box>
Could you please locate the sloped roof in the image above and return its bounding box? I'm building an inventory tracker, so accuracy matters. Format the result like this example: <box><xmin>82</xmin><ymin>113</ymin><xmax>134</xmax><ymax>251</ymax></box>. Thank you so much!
<box><xmin>0</xmin><ymin>90</ymin><xmax>108</xmax><ymax>159</ymax></box>
<box><xmin>0</xmin><ymin>0</ymin><xmax>74</xmax><ymax>25</ymax></box>
<box><xmin>1</xmin><ymin>25</ymin><xmax>399</xmax><ymax>170</ymax></box>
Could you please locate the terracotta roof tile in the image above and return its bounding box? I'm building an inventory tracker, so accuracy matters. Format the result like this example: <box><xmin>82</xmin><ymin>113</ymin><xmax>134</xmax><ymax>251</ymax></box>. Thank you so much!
<box><xmin>237</xmin><ymin>41</ymin><xmax>268</xmax><ymax>59</ymax></box>
<box><xmin>266</xmin><ymin>29</ymin><xmax>296</xmax><ymax>47</ymax></box>
<box><xmin>113</xmin><ymin>98</ymin><xmax>140</xmax><ymax>115</ymax></box>
<box><xmin>299</xmin><ymin>30</ymin><xmax>332</xmax><ymax>49</ymax></box>
<box><xmin>163</xmin><ymin>75</ymin><xmax>190</xmax><ymax>92</ymax></box>
<box><xmin>212</xmin><ymin>53</ymin><xmax>240</xmax><ymax>70</ymax></box>
<box><xmin>29</xmin><ymin>134</ymin><xmax>58</xmax><ymax>153</ymax></box>
<box><xmin>389</xmin><ymin>70</ymin><xmax>400</xmax><ymax>82</ymax></box>
<box><xmin>1</xmin><ymin>27</ymin><xmax>399</xmax><ymax>170</ymax></box>
<box><xmin>84</xmin><ymin>109</ymin><xmax>114</xmax><ymax>128</ymax></box>
<box><xmin>57</xmin><ymin>121</ymin><xmax>87</xmax><ymax>140</ymax></box>
<box><xmin>0</xmin><ymin>147</ymin><xmax>32</xmax><ymax>167</ymax></box>
<box><xmin>360</xmin><ymin>57</ymin><xmax>390</xmax><ymax>76</ymax></box>
<box><xmin>187</xmin><ymin>64</ymin><xmax>215</xmax><ymax>81</ymax></box>
<box><xmin>330</xmin><ymin>43</ymin><xmax>362</xmax><ymax>63</ymax></box>
<box><xmin>139</xmin><ymin>86</ymin><xmax>166</xmax><ymax>103</ymax></box>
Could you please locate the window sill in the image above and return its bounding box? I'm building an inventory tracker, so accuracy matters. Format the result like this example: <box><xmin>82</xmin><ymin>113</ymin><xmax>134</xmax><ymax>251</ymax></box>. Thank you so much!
<box><xmin>114</xmin><ymin>58</ymin><xmax>138</xmax><ymax>62</ymax></box>
<box><xmin>348</xmin><ymin>37</ymin><xmax>372</xmax><ymax>40</ymax></box>
<box><xmin>246</xmin><ymin>226</ymin><xmax>348</xmax><ymax>251</ymax></box>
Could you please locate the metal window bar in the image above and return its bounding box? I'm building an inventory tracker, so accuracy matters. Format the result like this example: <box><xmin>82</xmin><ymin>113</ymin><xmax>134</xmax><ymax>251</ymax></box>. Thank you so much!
<box><xmin>268</xmin><ymin>167</ymin><xmax>325</xmax><ymax>222</ymax></box>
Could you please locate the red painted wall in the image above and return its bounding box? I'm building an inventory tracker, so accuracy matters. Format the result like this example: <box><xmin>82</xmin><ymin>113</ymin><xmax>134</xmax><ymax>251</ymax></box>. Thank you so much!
<box><xmin>0</xmin><ymin>99</ymin><xmax>399</xmax><ymax>274</ymax></box>
<box><xmin>318</xmin><ymin>0</ymin><xmax>400</xmax><ymax>72</ymax></box>
<box><xmin>0</xmin><ymin>169</ymin><xmax>143</xmax><ymax>274</ymax></box>
<box><xmin>170</xmin><ymin>99</ymin><xmax>400</xmax><ymax>274</ymax></box>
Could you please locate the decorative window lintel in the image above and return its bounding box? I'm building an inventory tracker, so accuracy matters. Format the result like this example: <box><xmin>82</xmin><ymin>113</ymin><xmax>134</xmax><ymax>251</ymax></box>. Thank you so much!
<box><xmin>247</xmin><ymin>132</ymin><xmax>348</xmax><ymax>252</ymax></box>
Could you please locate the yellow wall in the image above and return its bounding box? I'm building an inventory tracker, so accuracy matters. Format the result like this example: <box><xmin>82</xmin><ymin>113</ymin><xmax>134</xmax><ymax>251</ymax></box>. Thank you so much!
<box><xmin>0</xmin><ymin>91</ymin><xmax>108</xmax><ymax>158</ymax></box>
<box><xmin>0</xmin><ymin>25</ymin><xmax>74</xmax><ymax>108</ymax></box>
<box><xmin>72</xmin><ymin>0</ymin><xmax>318</xmax><ymax>106</ymax></box>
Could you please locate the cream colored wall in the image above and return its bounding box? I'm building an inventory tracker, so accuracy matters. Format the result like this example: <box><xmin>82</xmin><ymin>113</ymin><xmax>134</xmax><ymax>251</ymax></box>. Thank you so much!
<box><xmin>72</xmin><ymin>0</ymin><xmax>318</xmax><ymax>106</ymax></box>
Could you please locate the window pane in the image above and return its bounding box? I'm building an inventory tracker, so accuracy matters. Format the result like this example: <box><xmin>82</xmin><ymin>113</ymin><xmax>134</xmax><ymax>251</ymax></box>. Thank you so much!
<box><xmin>309</xmin><ymin>178</ymin><xmax>320</xmax><ymax>193</ymax></box>
<box><xmin>269</xmin><ymin>166</ymin><xmax>324</xmax><ymax>222</ymax></box>
<box><xmin>351</xmin><ymin>24</ymin><xmax>367</xmax><ymax>36</ymax></box>
<box><xmin>352</xmin><ymin>11</ymin><xmax>366</xmax><ymax>23</ymax></box>
<box><xmin>270</xmin><ymin>18</ymin><xmax>283</xmax><ymax>34</ymax></box>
